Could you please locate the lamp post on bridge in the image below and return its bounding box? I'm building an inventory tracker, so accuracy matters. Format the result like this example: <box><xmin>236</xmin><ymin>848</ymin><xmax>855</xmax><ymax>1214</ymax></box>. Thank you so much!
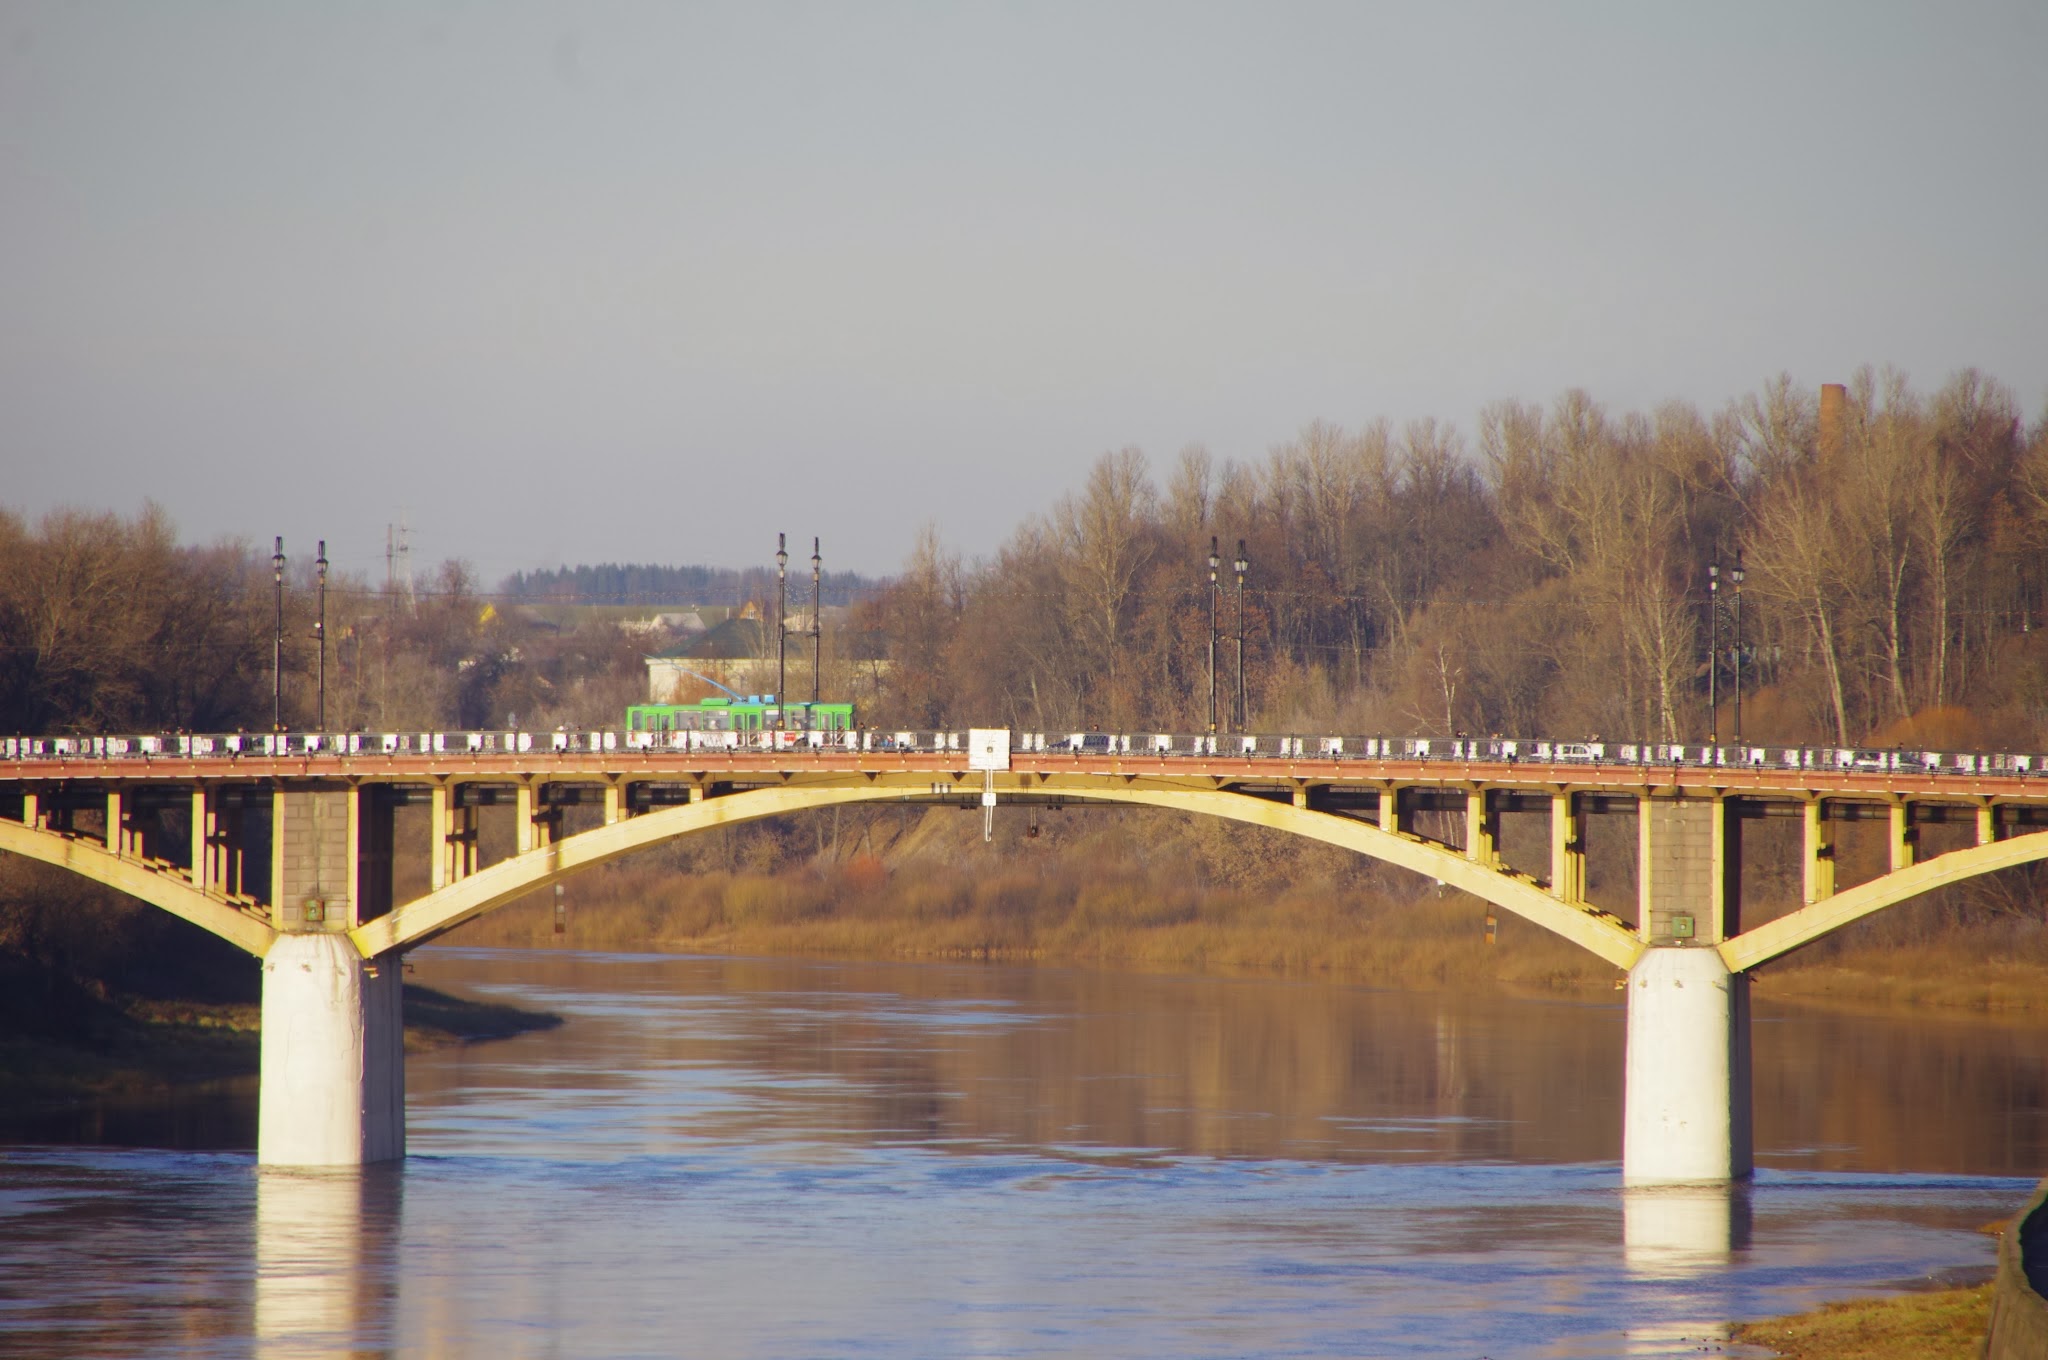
<box><xmin>775</xmin><ymin>533</ymin><xmax>788</xmax><ymax>730</ymax></box>
<box><xmin>315</xmin><ymin>540</ymin><xmax>328</xmax><ymax>731</ymax></box>
<box><xmin>1731</xmin><ymin>555</ymin><xmax>1745</xmax><ymax>746</ymax></box>
<box><xmin>1707</xmin><ymin>562</ymin><xmax>1720</xmax><ymax>744</ymax></box>
<box><xmin>272</xmin><ymin>536</ymin><xmax>286</xmax><ymax>732</ymax></box>
<box><xmin>810</xmin><ymin>537</ymin><xmax>822</xmax><ymax>722</ymax></box>
<box><xmin>1206</xmin><ymin>536</ymin><xmax>1220</xmax><ymax>735</ymax></box>
<box><xmin>1234</xmin><ymin>539</ymin><xmax>1248</xmax><ymax>730</ymax></box>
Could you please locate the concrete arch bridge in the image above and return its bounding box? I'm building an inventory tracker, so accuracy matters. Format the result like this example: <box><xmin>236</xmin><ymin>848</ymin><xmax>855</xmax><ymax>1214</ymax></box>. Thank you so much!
<box><xmin>5</xmin><ymin>727</ymin><xmax>2047</xmax><ymax>1182</ymax></box>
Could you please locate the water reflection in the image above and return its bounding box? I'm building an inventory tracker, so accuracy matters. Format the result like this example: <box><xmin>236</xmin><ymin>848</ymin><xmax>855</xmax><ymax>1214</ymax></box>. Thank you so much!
<box><xmin>405</xmin><ymin>952</ymin><xmax>1629</xmax><ymax>1165</ymax></box>
<box><xmin>1620</xmin><ymin>1184</ymin><xmax>1753</xmax><ymax>1354</ymax></box>
<box><xmin>1623</xmin><ymin>1184</ymin><xmax>1752</xmax><ymax>1278</ymax></box>
<box><xmin>254</xmin><ymin>1168</ymin><xmax>398</xmax><ymax>1358</ymax></box>
<box><xmin>2</xmin><ymin>951</ymin><xmax>2040</xmax><ymax>1360</ymax></box>
<box><xmin>404</xmin><ymin>950</ymin><xmax>2048</xmax><ymax>1176</ymax></box>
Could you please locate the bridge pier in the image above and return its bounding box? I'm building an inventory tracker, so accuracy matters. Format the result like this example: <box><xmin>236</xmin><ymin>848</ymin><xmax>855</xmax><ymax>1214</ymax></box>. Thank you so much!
<box><xmin>1623</xmin><ymin>946</ymin><xmax>1751</xmax><ymax>1185</ymax></box>
<box><xmin>257</xmin><ymin>935</ymin><xmax>405</xmax><ymax>1167</ymax></box>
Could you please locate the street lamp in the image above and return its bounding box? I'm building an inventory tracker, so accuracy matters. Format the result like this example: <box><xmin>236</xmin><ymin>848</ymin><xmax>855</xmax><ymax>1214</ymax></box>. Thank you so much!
<box><xmin>775</xmin><ymin>533</ymin><xmax>788</xmax><ymax>730</ymax></box>
<box><xmin>315</xmin><ymin>540</ymin><xmax>328</xmax><ymax>731</ymax></box>
<box><xmin>1731</xmin><ymin>555</ymin><xmax>1745</xmax><ymax>745</ymax></box>
<box><xmin>272</xmin><ymin>537</ymin><xmax>286</xmax><ymax>732</ymax></box>
<box><xmin>1707</xmin><ymin>562</ymin><xmax>1720</xmax><ymax>745</ymax></box>
<box><xmin>810</xmin><ymin>537</ymin><xmax>822</xmax><ymax>720</ymax></box>
<box><xmin>1207</xmin><ymin>535</ymin><xmax>1220</xmax><ymax>735</ymax></box>
<box><xmin>1233</xmin><ymin>539</ymin><xmax>1248</xmax><ymax>730</ymax></box>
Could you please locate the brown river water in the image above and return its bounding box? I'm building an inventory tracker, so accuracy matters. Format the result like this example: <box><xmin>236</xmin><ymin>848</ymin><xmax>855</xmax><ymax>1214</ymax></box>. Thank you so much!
<box><xmin>1</xmin><ymin>946</ymin><xmax>2043</xmax><ymax>1357</ymax></box>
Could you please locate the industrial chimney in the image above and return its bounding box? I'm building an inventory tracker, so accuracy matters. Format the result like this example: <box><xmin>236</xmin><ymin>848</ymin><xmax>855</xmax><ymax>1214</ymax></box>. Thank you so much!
<box><xmin>1818</xmin><ymin>382</ymin><xmax>1848</xmax><ymax>460</ymax></box>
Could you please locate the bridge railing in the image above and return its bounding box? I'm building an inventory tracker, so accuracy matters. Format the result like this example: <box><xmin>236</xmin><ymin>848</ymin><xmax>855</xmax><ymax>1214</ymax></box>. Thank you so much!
<box><xmin>3</xmin><ymin>730</ymin><xmax>2048</xmax><ymax>777</ymax></box>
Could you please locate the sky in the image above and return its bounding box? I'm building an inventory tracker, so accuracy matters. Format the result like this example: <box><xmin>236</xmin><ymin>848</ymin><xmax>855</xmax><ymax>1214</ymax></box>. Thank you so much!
<box><xmin>3</xmin><ymin>2</ymin><xmax>2045</xmax><ymax>585</ymax></box>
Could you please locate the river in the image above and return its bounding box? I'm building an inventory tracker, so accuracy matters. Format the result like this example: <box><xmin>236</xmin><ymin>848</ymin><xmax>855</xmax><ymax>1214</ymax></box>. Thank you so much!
<box><xmin>2</xmin><ymin>947</ymin><xmax>2043</xmax><ymax>1358</ymax></box>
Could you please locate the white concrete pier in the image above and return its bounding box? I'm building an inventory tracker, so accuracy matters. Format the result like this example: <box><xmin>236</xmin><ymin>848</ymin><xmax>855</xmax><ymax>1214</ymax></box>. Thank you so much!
<box><xmin>258</xmin><ymin>934</ymin><xmax>405</xmax><ymax>1166</ymax></box>
<box><xmin>1622</xmin><ymin>946</ymin><xmax>1751</xmax><ymax>1185</ymax></box>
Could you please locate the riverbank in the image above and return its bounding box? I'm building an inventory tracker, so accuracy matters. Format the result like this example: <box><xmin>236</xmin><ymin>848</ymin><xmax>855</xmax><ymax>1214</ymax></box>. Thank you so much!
<box><xmin>1733</xmin><ymin>1282</ymin><xmax>1994</xmax><ymax>1358</ymax></box>
<box><xmin>427</xmin><ymin>800</ymin><xmax>2048</xmax><ymax>1011</ymax></box>
<box><xmin>440</xmin><ymin>813</ymin><xmax>2048</xmax><ymax>1015</ymax></box>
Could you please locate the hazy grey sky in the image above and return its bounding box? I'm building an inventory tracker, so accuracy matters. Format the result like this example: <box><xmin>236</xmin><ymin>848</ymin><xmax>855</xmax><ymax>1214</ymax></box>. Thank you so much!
<box><xmin>4</xmin><ymin>2</ymin><xmax>2044</xmax><ymax>583</ymax></box>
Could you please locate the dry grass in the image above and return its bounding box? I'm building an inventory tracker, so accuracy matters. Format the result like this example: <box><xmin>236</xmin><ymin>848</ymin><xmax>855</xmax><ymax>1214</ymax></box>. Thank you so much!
<box><xmin>440</xmin><ymin>801</ymin><xmax>2048</xmax><ymax>1010</ymax></box>
<box><xmin>1732</xmin><ymin>1283</ymin><xmax>1992</xmax><ymax>1359</ymax></box>
<box><xmin>448</xmin><ymin>805</ymin><xmax>1619</xmax><ymax>992</ymax></box>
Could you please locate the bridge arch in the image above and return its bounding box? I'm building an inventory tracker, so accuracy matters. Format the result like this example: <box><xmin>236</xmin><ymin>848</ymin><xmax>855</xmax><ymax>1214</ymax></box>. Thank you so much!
<box><xmin>0</xmin><ymin>818</ymin><xmax>275</xmax><ymax>956</ymax></box>
<box><xmin>1720</xmin><ymin>828</ymin><xmax>2048</xmax><ymax>972</ymax></box>
<box><xmin>350</xmin><ymin>781</ymin><xmax>1647</xmax><ymax>969</ymax></box>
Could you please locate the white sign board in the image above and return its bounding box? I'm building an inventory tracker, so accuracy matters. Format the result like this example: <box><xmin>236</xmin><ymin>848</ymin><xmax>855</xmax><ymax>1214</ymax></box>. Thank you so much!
<box><xmin>968</xmin><ymin>728</ymin><xmax>1012</xmax><ymax>771</ymax></box>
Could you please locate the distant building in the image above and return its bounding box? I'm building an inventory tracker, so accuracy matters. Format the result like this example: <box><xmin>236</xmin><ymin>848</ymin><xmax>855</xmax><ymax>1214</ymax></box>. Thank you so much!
<box><xmin>644</xmin><ymin>616</ymin><xmax>772</xmax><ymax>701</ymax></box>
<box><xmin>642</xmin><ymin>605</ymin><xmax>894</xmax><ymax>705</ymax></box>
<box><xmin>619</xmin><ymin>609</ymin><xmax>711</xmax><ymax>639</ymax></box>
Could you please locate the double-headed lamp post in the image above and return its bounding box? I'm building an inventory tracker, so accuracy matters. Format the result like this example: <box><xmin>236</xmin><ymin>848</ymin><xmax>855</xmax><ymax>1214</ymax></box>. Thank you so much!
<box><xmin>775</xmin><ymin>533</ymin><xmax>788</xmax><ymax>729</ymax></box>
<box><xmin>272</xmin><ymin>536</ymin><xmax>286</xmax><ymax>731</ymax></box>
<box><xmin>1234</xmin><ymin>539</ymin><xmax>1248</xmax><ymax>730</ymax></box>
<box><xmin>1707</xmin><ymin>562</ymin><xmax>1720</xmax><ymax>744</ymax></box>
<box><xmin>1206</xmin><ymin>536</ymin><xmax>1220</xmax><ymax>735</ymax></box>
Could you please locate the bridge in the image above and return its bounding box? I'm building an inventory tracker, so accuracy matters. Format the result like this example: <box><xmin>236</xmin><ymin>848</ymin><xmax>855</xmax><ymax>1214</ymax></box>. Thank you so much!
<box><xmin>6</xmin><ymin>727</ymin><xmax>2047</xmax><ymax>1182</ymax></box>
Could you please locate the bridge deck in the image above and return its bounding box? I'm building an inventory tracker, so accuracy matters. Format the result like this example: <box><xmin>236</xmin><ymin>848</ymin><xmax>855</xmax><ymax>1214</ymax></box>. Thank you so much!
<box><xmin>4</xmin><ymin>750</ymin><xmax>2047</xmax><ymax>804</ymax></box>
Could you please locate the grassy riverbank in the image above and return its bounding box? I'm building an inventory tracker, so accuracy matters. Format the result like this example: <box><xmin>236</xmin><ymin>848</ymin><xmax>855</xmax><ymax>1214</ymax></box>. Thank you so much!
<box><xmin>1733</xmin><ymin>1283</ymin><xmax>1994</xmax><ymax>1358</ymax></box>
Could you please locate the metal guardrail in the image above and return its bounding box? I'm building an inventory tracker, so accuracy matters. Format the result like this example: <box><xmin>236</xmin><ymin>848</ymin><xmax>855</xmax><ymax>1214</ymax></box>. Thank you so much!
<box><xmin>3</xmin><ymin>729</ymin><xmax>2047</xmax><ymax>776</ymax></box>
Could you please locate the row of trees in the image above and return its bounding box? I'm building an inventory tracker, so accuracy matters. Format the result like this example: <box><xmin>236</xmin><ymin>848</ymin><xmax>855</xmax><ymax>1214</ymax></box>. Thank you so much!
<box><xmin>5</xmin><ymin>366</ymin><xmax>2044</xmax><ymax>750</ymax></box>
<box><xmin>0</xmin><ymin>509</ymin><xmax>649</xmax><ymax>738</ymax></box>
<box><xmin>862</xmin><ymin>369</ymin><xmax>2048</xmax><ymax>747</ymax></box>
<box><xmin>504</xmin><ymin>560</ymin><xmax>880</xmax><ymax>608</ymax></box>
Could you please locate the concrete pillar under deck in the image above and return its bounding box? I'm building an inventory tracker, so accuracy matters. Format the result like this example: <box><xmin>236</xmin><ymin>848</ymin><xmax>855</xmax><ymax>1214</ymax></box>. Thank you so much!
<box><xmin>258</xmin><ymin>934</ymin><xmax>405</xmax><ymax>1167</ymax></box>
<box><xmin>1623</xmin><ymin>946</ymin><xmax>1752</xmax><ymax>1185</ymax></box>
<box><xmin>1639</xmin><ymin>797</ymin><xmax>1728</xmax><ymax>944</ymax></box>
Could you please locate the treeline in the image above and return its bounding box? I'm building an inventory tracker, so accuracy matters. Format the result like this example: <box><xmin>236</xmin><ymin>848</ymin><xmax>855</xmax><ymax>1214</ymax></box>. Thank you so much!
<box><xmin>860</xmin><ymin>369</ymin><xmax>2048</xmax><ymax>749</ymax></box>
<box><xmin>501</xmin><ymin>561</ymin><xmax>882</xmax><ymax>608</ymax></box>
<box><xmin>0</xmin><ymin>514</ymin><xmax>656</xmax><ymax>737</ymax></box>
<box><xmin>0</xmin><ymin>506</ymin><xmax>284</xmax><ymax>735</ymax></box>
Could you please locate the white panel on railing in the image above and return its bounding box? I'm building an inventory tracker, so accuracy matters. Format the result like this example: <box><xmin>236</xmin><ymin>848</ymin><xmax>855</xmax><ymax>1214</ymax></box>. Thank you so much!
<box><xmin>969</xmin><ymin>729</ymin><xmax>1011</xmax><ymax>771</ymax></box>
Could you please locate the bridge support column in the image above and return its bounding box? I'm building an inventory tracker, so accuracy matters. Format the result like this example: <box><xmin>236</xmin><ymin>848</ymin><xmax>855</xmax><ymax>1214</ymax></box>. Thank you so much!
<box><xmin>1623</xmin><ymin>946</ymin><xmax>1752</xmax><ymax>1185</ymax></box>
<box><xmin>1802</xmin><ymin>798</ymin><xmax>1834</xmax><ymax>905</ymax></box>
<box><xmin>1889</xmin><ymin>801</ymin><xmax>1917</xmax><ymax>872</ymax></box>
<box><xmin>258</xmin><ymin>934</ymin><xmax>404</xmax><ymax>1167</ymax></box>
<box><xmin>190</xmin><ymin>787</ymin><xmax>210</xmax><ymax>893</ymax></box>
<box><xmin>1638</xmin><ymin>796</ymin><xmax>1726</xmax><ymax>943</ymax></box>
<box><xmin>1550</xmin><ymin>792</ymin><xmax>1584</xmax><ymax>903</ymax></box>
<box><xmin>1465</xmin><ymin>790</ymin><xmax>1499</xmax><ymax>867</ymax></box>
<box><xmin>430</xmin><ymin>783</ymin><xmax>451</xmax><ymax>891</ymax></box>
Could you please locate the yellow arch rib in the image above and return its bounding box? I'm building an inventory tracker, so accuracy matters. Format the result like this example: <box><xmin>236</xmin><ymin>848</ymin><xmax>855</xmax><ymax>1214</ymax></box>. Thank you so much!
<box><xmin>1057</xmin><ymin>783</ymin><xmax>1645</xmax><ymax>971</ymax></box>
<box><xmin>0</xmin><ymin>819</ymin><xmax>278</xmax><ymax>957</ymax></box>
<box><xmin>354</xmin><ymin>780</ymin><xmax>1646</xmax><ymax>971</ymax></box>
<box><xmin>351</xmin><ymin>784</ymin><xmax>917</xmax><ymax>956</ymax></box>
<box><xmin>1720</xmin><ymin>829</ymin><xmax>2048</xmax><ymax>972</ymax></box>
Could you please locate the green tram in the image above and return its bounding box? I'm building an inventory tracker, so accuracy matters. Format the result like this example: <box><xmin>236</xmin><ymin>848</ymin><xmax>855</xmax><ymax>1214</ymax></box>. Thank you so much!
<box><xmin>625</xmin><ymin>696</ymin><xmax>855</xmax><ymax>734</ymax></box>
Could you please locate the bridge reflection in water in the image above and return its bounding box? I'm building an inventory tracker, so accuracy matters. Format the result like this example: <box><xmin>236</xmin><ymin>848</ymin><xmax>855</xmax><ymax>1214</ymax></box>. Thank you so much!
<box><xmin>254</xmin><ymin>1169</ymin><xmax>398</xmax><ymax>1359</ymax></box>
<box><xmin>1621</xmin><ymin>1185</ymin><xmax>1756</xmax><ymax>1355</ymax></box>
